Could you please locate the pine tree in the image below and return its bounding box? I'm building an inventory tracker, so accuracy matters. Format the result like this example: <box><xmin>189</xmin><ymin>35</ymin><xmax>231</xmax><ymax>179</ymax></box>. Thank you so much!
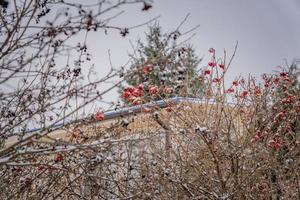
<box><xmin>120</xmin><ymin>24</ymin><xmax>205</xmax><ymax>104</ymax></box>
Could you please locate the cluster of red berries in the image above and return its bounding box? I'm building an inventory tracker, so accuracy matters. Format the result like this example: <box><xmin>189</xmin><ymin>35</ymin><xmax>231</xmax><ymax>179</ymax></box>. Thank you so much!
<box><xmin>54</xmin><ymin>154</ymin><xmax>63</xmax><ymax>163</ymax></box>
<box><xmin>122</xmin><ymin>84</ymin><xmax>173</xmax><ymax>105</ymax></box>
<box><xmin>226</xmin><ymin>80</ymin><xmax>239</xmax><ymax>94</ymax></box>
<box><xmin>251</xmin><ymin>131</ymin><xmax>265</xmax><ymax>143</ymax></box>
<box><xmin>95</xmin><ymin>112</ymin><xmax>105</xmax><ymax>121</ymax></box>
<box><xmin>143</xmin><ymin>64</ymin><xmax>153</xmax><ymax>74</ymax></box>
<box><xmin>203</xmin><ymin>48</ymin><xmax>226</xmax><ymax>76</ymax></box>
<box><xmin>267</xmin><ymin>137</ymin><xmax>282</xmax><ymax>150</ymax></box>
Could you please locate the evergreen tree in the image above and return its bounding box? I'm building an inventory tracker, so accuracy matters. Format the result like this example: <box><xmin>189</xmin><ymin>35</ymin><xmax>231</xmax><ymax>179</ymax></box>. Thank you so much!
<box><xmin>120</xmin><ymin>24</ymin><xmax>205</xmax><ymax>104</ymax></box>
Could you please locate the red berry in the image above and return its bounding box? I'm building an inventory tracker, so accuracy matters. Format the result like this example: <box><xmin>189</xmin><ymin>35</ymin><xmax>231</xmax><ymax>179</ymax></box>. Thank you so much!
<box><xmin>208</xmin><ymin>62</ymin><xmax>216</xmax><ymax>67</ymax></box>
<box><xmin>274</xmin><ymin>77</ymin><xmax>280</xmax><ymax>84</ymax></box>
<box><xmin>122</xmin><ymin>91</ymin><xmax>131</xmax><ymax>99</ymax></box>
<box><xmin>149</xmin><ymin>85</ymin><xmax>159</xmax><ymax>95</ymax></box>
<box><xmin>218</xmin><ymin>64</ymin><xmax>225</xmax><ymax>70</ymax></box>
<box><xmin>254</xmin><ymin>88</ymin><xmax>261</xmax><ymax>96</ymax></box>
<box><xmin>163</xmin><ymin>86</ymin><xmax>172</xmax><ymax>94</ymax></box>
<box><xmin>280</xmin><ymin>72</ymin><xmax>288</xmax><ymax>77</ymax></box>
<box><xmin>165</xmin><ymin>106</ymin><xmax>172</xmax><ymax>112</ymax></box>
<box><xmin>241</xmin><ymin>91</ymin><xmax>248</xmax><ymax>98</ymax></box>
<box><xmin>124</xmin><ymin>87</ymin><xmax>134</xmax><ymax>93</ymax></box>
<box><xmin>204</xmin><ymin>70</ymin><xmax>211</xmax><ymax>75</ymax></box>
<box><xmin>232</xmin><ymin>81</ymin><xmax>238</xmax><ymax>86</ymax></box>
<box><xmin>143</xmin><ymin>65</ymin><xmax>153</xmax><ymax>74</ymax></box>
<box><xmin>212</xmin><ymin>78</ymin><xmax>221</xmax><ymax>83</ymax></box>
<box><xmin>227</xmin><ymin>88</ymin><xmax>234</xmax><ymax>93</ymax></box>
<box><xmin>54</xmin><ymin>154</ymin><xmax>63</xmax><ymax>162</ymax></box>
<box><xmin>137</xmin><ymin>83</ymin><xmax>144</xmax><ymax>90</ymax></box>
<box><xmin>132</xmin><ymin>88</ymin><xmax>142</xmax><ymax>97</ymax></box>
<box><xmin>95</xmin><ymin>112</ymin><xmax>105</xmax><ymax>121</ymax></box>
<box><xmin>274</xmin><ymin>143</ymin><xmax>281</xmax><ymax>150</ymax></box>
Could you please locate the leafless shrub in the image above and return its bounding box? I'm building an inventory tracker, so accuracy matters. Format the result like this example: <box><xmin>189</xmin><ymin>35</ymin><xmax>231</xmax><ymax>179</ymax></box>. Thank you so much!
<box><xmin>1</xmin><ymin>2</ymin><xmax>299</xmax><ymax>198</ymax></box>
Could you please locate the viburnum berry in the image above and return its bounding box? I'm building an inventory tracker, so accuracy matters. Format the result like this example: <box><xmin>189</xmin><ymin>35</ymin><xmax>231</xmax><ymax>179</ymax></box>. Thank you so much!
<box><xmin>54</xmin><ymin>154</ymin><xmax>63</xmax><ymax>163</ymax></box>
<box><xmin>125</xmin><ymin>87</ymin><xmax>134</xmax><ymax>93</ymax></box>
<box><xmin>165</xmin><ymin>106</ymin><xmax>172</xmax><ymax>112</ymax></box>
<box><xmin>95</xmin><ymin>112</ymin><xmax>105</xmax><ymax>121</ymax></box>
<box><xmin>280</xmin><ymin>72</ymin><xmax>288</xmax><ymax>77</ymax></box>
<box><xmin>205</xmin><ymin>89</ymin><xmax>212</xmax><ymax>96</ymax></box>
<box><xmin>15</xmin><ymin>167</ymin><xmax>23</xmax><ymax>174</ymax></box>
<box><xmin>204</xmin><ymin>69</ymin><xmax>211</xmax><ymax>75</ymax></box>
<box><xmin>254</xmin><ymin>87</ymin><xmax>261</xmax><ymax>97</ymax></box>
<box><xmin>148</xmin><ymin>85</ymin><xmax>159</xmax><ymax>95</ymax></box>
<box><xmin>273</xmin><ymin>77</ymin><xmax>280</xmax><ymax>84</ymax></box>
<box><xmin>252</xmin><ymin>131</ymin><xmax>264</xmax><ymax>142</ymax></box>
<box><xmin>137</xmin><ymin>83</ymin><xmax>144</xmax><ymax>90</ymax></box>
<box><xmin>143</xmin><ymin>64</ymin><xmax>153</xmax><ymax>74</ymax></box>
<box><xmin>123</xmin><ymin>90</ymin><xmax>131</xmax><ymax>99</ymax></box>
<box><xmin>274</xmin><ymin>143</ymin><xmax>281</xmax><ymax>151</ymax></box>
<box><xmin>218</xmin><ymin>64</ymin><xmax>225</xmax><ymax>70</ymax></box>
<box><xmin>232</xmin><ymin>81</ymin><xmax>238</xmax><ymax>86</ymax></box>
<box><xmin>264</xmin><ymin>82</ymin><xmax>270</xmax><ymax>88</ymax></box>
<box><xmin>267</xmin><ymin>138</ymin><xmax>281</xmax><ymax>150</ymax></box>
<box><xmin>132</xmin><ymin>88</ymin><xmax>142</xmax><ymax>97</ymax></box>
<box><xmin>288</xmin><ymin>95</ymin><xmax>295</xmax><ymax>102</ymax></box>
<box><xmin>208</xmin><ymin>62</ymin><xmax>216</xmax><ymax>67</ymax></box>
<box><xmin>212</xmin><ymin>78</ymin><xmax>221</xmax><ymax>83</ymax></box>
<box><xmin>241</xmin><ymin>90</ymin><xmax>248</xmax><ymax>98</ymax></box>
<box><xmin>227</xmin><ymin>88</ymin><xmax>234</xmax><ymax>93</ymax></box>
<box><xmin>163</xmin><ymin>86</ymin><xmax>172</xmax><ymax>94</ymax></box>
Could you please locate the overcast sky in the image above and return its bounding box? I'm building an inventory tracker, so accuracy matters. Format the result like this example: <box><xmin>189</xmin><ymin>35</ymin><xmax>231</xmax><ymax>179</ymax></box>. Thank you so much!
<box><xmin>82</xmin><ymin>0</ymin><xmax>300</xmax><ymax>103</ymax></box>
<box><xmin>3</xmin><ymin>0</ymin><xmax>300</xmax><ymax>100</ymax></box>
<box><xmin>3</xmin><ymin>0</ymin><xmax>300</xmax><ymax>126</ymax></box>
<box><xmin>87</xmin><ymin>0</ymin><xmax>300</xmax><ymax>75</ymax></box>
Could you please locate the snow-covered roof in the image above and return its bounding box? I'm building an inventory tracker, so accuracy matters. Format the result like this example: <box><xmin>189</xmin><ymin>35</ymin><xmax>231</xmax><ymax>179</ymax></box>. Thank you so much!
<box><xmin>20</xmin><ymin>97</ymin><xmax>211</xmax><ymax>134</ymax></box>
<box><xmin>18</xmin><ymin>96</ymin><xmax>236</xmax><ymax>136</ymax></box>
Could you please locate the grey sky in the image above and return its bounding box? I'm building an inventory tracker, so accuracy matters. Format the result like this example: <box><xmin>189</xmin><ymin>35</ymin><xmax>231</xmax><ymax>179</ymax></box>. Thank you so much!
<box><xmin>3</xmin><ymin>0</ymin><xmax>300</xmax><ymax>102</ymax></box>
<box><xmin>83</xmin><ymin>0</ymin><xmax>300</xmax><ymax>103</ymax></box>
<box><xmin>2</xmin><ymin>0</ymin><xmax>300</xmax><ymax>128</ymax></box>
